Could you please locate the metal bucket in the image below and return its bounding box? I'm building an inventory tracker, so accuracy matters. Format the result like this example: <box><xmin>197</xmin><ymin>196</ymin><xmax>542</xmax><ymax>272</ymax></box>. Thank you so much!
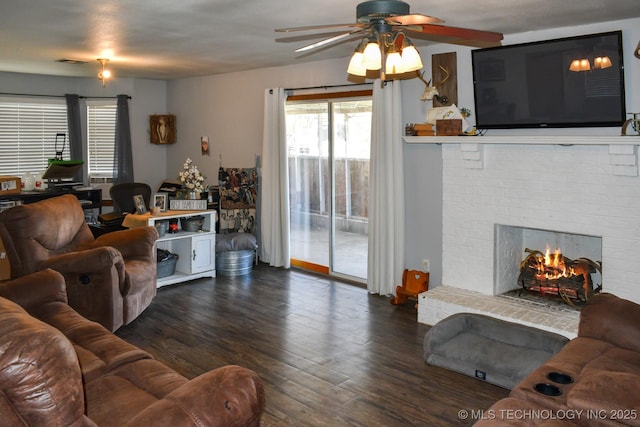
<box><xmin>216</xmin><ymin>250</ymin><xmax>254</xmax><ymax>276</ymax></box>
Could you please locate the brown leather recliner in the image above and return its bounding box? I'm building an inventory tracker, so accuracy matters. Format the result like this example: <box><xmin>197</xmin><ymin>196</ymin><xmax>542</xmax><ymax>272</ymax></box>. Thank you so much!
<box><xmin>0</xmin><ymin>269</ymin><xmax>265</xmax><ymax>426</ymax></box>
<box><xmin>0</xmin><ymin>194</ymin><xmax>158</xmax><ymax>331</ymax></box>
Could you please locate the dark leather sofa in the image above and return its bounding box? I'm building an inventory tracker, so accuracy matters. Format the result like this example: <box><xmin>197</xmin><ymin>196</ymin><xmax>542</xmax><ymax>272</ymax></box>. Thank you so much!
<box><xmin>475</xmin><ymin>293</ymin><xmax>640</xmax><ymax>426</ymax></box>
<box><xmin>0</xmin><ymin>269</ymin><xmax>265</xmax><ymax>426</ymax></box>
<box><xmin>0</xmin><ymin>194</ymin><xmax>158</xmax><ymax>332</ymax></box>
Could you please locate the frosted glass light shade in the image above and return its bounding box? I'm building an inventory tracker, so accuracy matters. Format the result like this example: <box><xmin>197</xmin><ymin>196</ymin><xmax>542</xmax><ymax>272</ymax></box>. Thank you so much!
<box><xmin>362</xmin><ymin>42</ymin><xmax>382</xmax><ymax>70</ymax></box>
<box><xmin>347</xmin><ymin>52</ymin><xmax>367</xmax><ymax>76</ymax></box>
<box><xmin>385</xmin><ymin>51</ymin><xmax>402</xmax><ymax>74</ymax></box>
<box><xmin>400</xmin><ymin>45</ymin><xmax>423</xmax><ymax>72</ymax></box>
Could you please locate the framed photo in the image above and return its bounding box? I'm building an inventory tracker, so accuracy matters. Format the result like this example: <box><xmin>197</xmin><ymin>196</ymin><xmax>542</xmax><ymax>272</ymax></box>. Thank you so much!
<box><xmin>133</xmin><ymin>194</ymin><xmax>147</xmax><ymax>214</ymax></box>
<box><xmin>153</xmin><ymin>193</ymin><xmax>168</xmax><ymax>212</ymax></box>
<box><xmin>150</xmin><ymin>114</ymin><xmax>176</xmax><ymax>144</ymax></box>
<box><xmin>201</xmin><ymin>136</ymin><xmax>210</xmax><ymax>155</ymax></box>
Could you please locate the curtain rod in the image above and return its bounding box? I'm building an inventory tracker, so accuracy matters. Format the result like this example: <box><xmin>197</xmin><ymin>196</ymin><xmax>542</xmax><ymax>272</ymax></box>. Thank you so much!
<box><xmin>0</xmin><ymin>92</ymin><xmax>132</xmax><ymax>99</ymax></box>
<box><xmin>284</xmin><ymin>82</ymin><xmax>372</xmax><ymax>91</ymax></box>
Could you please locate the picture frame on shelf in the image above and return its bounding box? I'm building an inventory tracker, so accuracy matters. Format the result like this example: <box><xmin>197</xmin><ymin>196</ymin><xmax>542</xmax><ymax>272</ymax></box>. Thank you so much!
<box><xmin>153</xmin><ymin>193</ymin><xmax>168</xmax><ymax>212</ymax></box>
<box><xmin>133</xmin><ymin>194</ymin><xmax>147</xmax><ymax>214</ymax></box>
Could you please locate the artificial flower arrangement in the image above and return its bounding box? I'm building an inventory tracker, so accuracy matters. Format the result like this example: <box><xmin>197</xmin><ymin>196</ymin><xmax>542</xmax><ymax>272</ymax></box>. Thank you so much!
<box><xmin>178</xmin><ymin>158</ymin><xmax>206</xmax><ymax>193</ymax></box>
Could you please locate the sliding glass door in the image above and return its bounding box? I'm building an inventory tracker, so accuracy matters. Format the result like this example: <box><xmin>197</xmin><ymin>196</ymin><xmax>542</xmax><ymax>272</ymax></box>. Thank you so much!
<box><xmin>286</xmin><ymin>96</ymin><xmax>371</xmax><ymax>282</ymax></box>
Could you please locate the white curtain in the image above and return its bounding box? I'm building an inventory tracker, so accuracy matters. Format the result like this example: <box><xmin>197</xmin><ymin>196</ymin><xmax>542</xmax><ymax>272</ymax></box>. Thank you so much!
<box><xmin>367</xmin><ymin>80</ymin><xmax>405</xmax><ymax>295</ymax></box>
<box><xmin>260</xmin><ymin>88</ymin><xmax>290</xmax><ymax>268</ymax></box>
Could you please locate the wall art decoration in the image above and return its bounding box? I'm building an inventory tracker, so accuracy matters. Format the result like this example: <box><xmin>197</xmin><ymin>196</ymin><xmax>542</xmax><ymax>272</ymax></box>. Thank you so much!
<box><xmin>150</xmin><ymin>114</ymin><xmax>176</xmax><ymax>144</ymax></box>
<box><xmin>201</xmin><ymin>136</ymin><xmax>210</xmax><ymax>155</ymax></box>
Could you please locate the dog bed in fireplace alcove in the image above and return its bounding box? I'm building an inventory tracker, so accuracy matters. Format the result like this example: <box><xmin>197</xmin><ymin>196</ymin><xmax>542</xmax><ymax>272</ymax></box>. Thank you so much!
<box><xmin>423</xmin><ymin>313</ymin><xmax>569</xmax><ymax>389</ymax></box>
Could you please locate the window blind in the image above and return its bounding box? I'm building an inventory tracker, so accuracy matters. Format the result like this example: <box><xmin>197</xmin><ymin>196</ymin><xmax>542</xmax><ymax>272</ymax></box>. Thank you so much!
<box><xmin>0</xmin><ymin>100</ymin><xmax>68</xmax><ymax>175</ymax></box>
<box><xmin>87</xmin><ymin>103</ymin><xmax>116</xmax><ymax>177</ymax></box>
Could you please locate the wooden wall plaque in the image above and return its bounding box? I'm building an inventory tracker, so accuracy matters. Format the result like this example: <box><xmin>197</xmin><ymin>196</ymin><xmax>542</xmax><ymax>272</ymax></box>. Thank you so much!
<box><xmin>432</xmin><ymin>52</ymin><xmax>458</xmax><ymax>108</ymax></box>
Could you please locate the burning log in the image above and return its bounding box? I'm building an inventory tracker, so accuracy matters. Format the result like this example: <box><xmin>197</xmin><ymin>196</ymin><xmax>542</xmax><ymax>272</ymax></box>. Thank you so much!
<box><xmin>518</xmin><ymin>247</ymin><xmax>602</xmax><ymax>307</ymax></box>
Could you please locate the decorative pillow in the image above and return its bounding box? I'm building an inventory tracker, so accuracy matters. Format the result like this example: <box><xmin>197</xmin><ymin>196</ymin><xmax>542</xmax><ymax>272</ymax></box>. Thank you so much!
<box><xmin>215</xmin><ymin>234</ymin><xmax>234</xmax><ymax>253</ymax></box>
<box><xmin>231</xmin><ymin>233</ymin><xmax>258</xmax><ymax>251</ymax></box>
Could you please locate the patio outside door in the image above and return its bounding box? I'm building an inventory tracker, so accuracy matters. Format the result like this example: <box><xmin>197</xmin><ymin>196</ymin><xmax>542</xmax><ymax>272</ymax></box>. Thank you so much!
<box><xmin>286</xmin><ymin>97</ymin><xmax>371</xmax><ymax>282</ymax></box>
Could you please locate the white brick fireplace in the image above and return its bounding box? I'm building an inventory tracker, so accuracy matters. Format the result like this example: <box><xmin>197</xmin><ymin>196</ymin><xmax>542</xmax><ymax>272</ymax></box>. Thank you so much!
<box><xmin>408</xmin><ymin>135</ymin><xmax>640</xmax><ymax>338</ymax></box>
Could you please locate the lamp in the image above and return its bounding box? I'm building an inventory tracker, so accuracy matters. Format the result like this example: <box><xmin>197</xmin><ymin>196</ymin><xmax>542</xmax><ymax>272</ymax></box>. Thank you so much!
<box><xmin>97</xmin><ymin>58</ymin><xmax>111</xmax><ymax>87</ymax></box>
<box><xmin>348</xmin><ymin>31</ymin><xmax>423</xmax><ymax>79</ymax></box>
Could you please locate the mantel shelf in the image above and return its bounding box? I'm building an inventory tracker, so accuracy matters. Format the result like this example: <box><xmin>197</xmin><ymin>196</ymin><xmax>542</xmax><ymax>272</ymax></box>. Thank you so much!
<box><xmin>404</xmin><ymin>135</ymin><xmax>639</xmax><ymax>145</ymax></box>
<box><xmin>404</xmin><ymin>134</ymin><xmax>639</xmax><ymax>176</ymax></box>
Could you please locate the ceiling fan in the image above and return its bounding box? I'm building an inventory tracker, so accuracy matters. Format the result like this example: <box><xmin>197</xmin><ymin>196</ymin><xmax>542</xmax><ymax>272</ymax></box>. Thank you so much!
<box><xmin>276</xmin><ymin>0</ymin><xmax>503</xmax><ymax>79</ymax></box>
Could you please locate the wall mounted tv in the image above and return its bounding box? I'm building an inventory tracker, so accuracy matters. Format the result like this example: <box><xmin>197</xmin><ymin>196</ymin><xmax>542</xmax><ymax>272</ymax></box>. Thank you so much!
<box><xmin>472</xmin><ymin>31</ymin><xmax>626</xmax><ymax>129</ymax></box>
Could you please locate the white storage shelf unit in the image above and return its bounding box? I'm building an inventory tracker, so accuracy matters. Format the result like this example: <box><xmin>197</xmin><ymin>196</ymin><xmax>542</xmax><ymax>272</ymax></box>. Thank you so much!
<box><xmin>147</xmin><ymin>210</ymin><xmax>216</xmax><ymax>287</ymax></box>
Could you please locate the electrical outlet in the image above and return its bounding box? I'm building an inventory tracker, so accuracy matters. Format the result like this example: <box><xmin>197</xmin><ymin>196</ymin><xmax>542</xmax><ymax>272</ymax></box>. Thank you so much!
<box><xmin>422</xmin><ymin>258</ymin><xmax>430</xmax><ymax>272</ymax></box>
<box><xmin>475</xmin><ymin>370</ymin><xmax>487</xmax><ymax>380</ymax></box>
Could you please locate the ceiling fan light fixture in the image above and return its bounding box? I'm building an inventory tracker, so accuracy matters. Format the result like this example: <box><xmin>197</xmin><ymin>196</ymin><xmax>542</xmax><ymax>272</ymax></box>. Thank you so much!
<box><xmin>97</xmin><ymin>58</ymin><xmax>111</xmax><ymax>87</ymax></box>
<box><xmin>280</xmin><ymin>0</ymin><xmax>503</xmax><ymax>81</ymax></box>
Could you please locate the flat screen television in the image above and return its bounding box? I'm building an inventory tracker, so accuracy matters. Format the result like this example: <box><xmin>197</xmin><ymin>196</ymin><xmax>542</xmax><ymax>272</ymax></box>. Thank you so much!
<box><xmin>472</xmin><ymin>31</ymin><xmax>626</xmax><ymax>129</ymax></box>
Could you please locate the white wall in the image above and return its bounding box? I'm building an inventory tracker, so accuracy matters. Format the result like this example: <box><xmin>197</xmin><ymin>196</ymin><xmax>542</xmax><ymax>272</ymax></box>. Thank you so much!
<box><xmin>165</xmin><ymin>58</ymin><xmax>352</xmax><ymax>175</ymax></box>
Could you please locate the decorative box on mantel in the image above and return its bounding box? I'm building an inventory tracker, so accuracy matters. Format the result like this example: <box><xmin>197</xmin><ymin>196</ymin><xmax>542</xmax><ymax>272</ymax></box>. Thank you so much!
<box><xmin>435</xmin><ymin>119</ymin><xmax>462</xmax><ymax>136</ymax></box>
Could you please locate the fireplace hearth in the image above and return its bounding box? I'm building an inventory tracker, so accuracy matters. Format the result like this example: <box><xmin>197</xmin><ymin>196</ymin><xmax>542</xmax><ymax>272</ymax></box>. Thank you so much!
<box><xmin>518</xmin><ymin>247</ymin><xmax>602</xmax><ymax>308</ymax></box>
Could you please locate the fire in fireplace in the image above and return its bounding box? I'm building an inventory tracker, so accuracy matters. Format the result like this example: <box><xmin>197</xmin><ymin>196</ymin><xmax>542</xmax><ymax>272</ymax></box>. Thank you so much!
<box><xmin>518</xmin><ymin>246</ymin><xmax>602</xmax><ymax>307</ymax></box>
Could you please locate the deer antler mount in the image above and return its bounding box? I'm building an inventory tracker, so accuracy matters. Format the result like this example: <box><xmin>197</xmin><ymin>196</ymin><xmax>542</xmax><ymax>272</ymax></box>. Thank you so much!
<box><xmin>417</xmin><ymin>65</ymin><xmax>450</xmax><ymax>104</ymax></box>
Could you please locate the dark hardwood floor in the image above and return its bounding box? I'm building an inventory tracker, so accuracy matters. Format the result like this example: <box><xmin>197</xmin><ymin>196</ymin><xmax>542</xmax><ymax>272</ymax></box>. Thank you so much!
<box><xmin>116</xmin><ymin>263</ymin><xmax>508</xmax><ymax>426</ymax></box>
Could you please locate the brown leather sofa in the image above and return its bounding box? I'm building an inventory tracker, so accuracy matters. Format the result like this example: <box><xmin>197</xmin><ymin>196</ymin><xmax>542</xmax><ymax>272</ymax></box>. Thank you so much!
<box><xmin>0</xmin><ymin>194</ymin><xmax>158</xmax><ymax>331</ymax></box>
<box><xmin>475</xmin><ymin>293</ymin><xmax>640</xmax><ymax>426</ymax></box>
<box><xmin>0</xmin><ymin>269</ymin><xmax>265</xmax><ymax>426</ymax></box>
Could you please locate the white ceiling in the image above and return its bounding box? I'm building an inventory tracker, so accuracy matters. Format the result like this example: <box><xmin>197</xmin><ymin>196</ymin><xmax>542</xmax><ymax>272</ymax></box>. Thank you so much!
<box><xmin>1</xmin><ymin>0</ymin><xmax>639</xmax><ymax>81</ymax></box>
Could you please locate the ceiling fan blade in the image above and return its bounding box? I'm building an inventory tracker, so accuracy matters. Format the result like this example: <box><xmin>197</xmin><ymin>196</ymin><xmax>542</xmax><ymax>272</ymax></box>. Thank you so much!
<box><xmin>276</xmin><ymin>31</ymin><xmax>359</xmax><ymax>44</ymax></box>
<box><xmin>276</xmin><ymin>23</ymin><xmax>363</xmax><ymax>33</ymax></box>
<box><xmin>386</xmin><ymin>13</ymin><xmax>444</xmax><ymax>26</ymax></box>
<box><xmin>409</xmin><ymin>24</ymin><xmax>504</xmax><ymax>47</ymax></box>
<box><xmin>294</xmin><ymin>29</ymin><xmax>364</xmax><ymax>53</ymax></box>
